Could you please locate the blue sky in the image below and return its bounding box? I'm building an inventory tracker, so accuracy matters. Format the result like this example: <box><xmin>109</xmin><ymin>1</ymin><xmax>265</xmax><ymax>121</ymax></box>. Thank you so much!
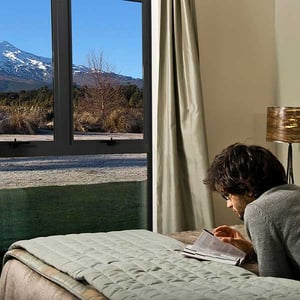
<box><xmin>0</xmin><ymin>0</ymin><xmax>142</xmax><ymax>78</ymax></box>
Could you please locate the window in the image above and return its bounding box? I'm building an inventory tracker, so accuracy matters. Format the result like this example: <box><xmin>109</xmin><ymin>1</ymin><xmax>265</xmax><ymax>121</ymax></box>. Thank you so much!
<box><xmin>0</xmin><ymin>0</ymin><xmax>152</xmax><ymax>252</ymax></box>
<box><xmin>0</xmin><ymin>0</ymin><xmax>53</xmax><ymax>141</ymax></box>
<box><xmin>72</xmin><ymin>0</ymin><xmax>144</xmax><ymax>141</ymax></box>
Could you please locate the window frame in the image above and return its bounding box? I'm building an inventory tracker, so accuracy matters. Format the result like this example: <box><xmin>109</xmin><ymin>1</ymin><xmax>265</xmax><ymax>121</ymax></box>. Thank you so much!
<box><xmin>0</xmin><ymin>0</ymin><xmax>152</xmax><ymax>229</ymax></box>
<box><xmin>0</xmin><ymin>0</ymin><xmax>151</xmax><ymax>157</ymax></box>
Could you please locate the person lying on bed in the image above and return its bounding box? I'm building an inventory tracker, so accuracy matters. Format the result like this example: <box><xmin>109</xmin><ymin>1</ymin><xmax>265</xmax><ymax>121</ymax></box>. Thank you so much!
<box><xmin>203</xmin><ymin>143</ymin><xmax>300</xmax><ymax>280</ymax></box>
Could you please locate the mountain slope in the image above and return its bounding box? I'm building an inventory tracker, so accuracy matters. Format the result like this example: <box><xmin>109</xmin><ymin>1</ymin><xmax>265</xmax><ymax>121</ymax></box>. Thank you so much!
<box><xmin>0</xmin><ymin>41</ymin><xmax>142</xmax><ymax>92</ymax></box>
<box><xmin>0</xmin><ymin>41</ymin><xmax>52</xmax><ymax>82</ymax></box>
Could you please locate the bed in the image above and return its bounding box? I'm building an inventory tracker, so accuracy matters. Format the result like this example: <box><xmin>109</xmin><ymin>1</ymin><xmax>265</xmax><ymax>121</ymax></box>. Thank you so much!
<box><xmin>0</xmin><ymin>226</ymin><xmax>299</xmax><ymax>300</ymax></box>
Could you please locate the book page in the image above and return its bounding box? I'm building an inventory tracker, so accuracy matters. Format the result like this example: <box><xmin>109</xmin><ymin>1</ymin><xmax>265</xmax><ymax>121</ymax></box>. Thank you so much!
<box><xmin>188</xmin><ymin>229</ymin><xmax>246</xmax><ymax>261</ymax></box>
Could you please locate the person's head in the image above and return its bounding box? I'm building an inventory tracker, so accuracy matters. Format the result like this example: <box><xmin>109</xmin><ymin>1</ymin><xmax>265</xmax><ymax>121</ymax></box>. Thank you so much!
<box><xmin>203</xmin><ymin>143</ymin><xmax>287</xmax><ymax>220</ymax></box>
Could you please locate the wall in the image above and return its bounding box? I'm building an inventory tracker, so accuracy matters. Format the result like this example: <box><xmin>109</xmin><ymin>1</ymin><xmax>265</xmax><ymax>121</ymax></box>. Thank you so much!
<box><xmin>152</xmin><ymin>0</ymin><xmax>283</xmax><ymax>229</ymax></box>
<box><xmin>151</xmin><ymin>0</ymin><xmax>160</xmax><ymax>232</ymax></box>
<box><xmin>194</xmin><ymin>0</ymin><xmax>277</xmax><ymax>226</ymax></box>
<box><xmin>275</xmin><ymin>0</ymin><xmax>300</xmax><ymax>184</ymax></box>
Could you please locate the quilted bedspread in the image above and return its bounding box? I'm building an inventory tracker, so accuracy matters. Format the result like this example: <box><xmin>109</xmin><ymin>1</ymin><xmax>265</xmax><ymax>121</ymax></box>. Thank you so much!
<box><xmin>4</xmin><ymin>229</ymin><xmax>300</xmax><ymax>299</ymax></box>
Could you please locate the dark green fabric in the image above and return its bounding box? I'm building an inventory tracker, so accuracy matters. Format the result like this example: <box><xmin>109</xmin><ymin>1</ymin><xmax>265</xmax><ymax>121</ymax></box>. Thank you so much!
<box><xmin>0</xmin><ymin>181</ymin><xmax>147</xmax><ymax>252</ymax></box>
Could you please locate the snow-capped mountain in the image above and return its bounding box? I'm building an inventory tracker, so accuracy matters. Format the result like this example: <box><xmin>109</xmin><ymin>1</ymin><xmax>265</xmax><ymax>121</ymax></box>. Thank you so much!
<box><xmin>0</xmin><ymin>41</ymin><xmax>53</xmax><ymax>82</ymax></box>
<box><xmin>0</xmin><ymin>41</ymin><xmax>142</xmax><ymax>92</ymax></box>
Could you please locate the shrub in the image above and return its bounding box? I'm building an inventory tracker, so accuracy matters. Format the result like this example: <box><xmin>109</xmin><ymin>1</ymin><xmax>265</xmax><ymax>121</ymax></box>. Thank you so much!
<box><xmin>0</xmin><ymin>105</ymin><xmax>45</xmax><ymax>134</ymax></box>
<box><xmin>104</xmin><ymin>108</ymin><xmax>143</xmax><ymax>133</ymax></box>
<box><xmin>73</xmin><ymin>110</ymin><xmax>104</xmax><ymax>132</ymax></box>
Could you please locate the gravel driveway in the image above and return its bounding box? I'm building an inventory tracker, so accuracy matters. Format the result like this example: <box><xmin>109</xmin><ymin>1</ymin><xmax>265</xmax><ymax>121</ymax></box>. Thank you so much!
<box><xmin>0</xmin><ymin>154</ymin><xmax>147</xmax><ymax>189</ymax></box>
<box><xmin>0</xmin><ymin>133</ymin><xmax>147</xmax><ymax>189</ymax></box>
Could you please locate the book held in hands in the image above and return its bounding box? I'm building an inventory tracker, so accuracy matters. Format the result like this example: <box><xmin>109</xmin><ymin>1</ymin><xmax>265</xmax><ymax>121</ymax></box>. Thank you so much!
<box><xmin>182</xmin><ymin>229</ymin><xmax>247</xmax><ymax>266</ymax></box>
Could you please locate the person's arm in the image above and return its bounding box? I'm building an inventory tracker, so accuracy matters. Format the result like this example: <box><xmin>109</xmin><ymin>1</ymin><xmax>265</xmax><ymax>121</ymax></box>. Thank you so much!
<box><xmin>213</xmin><ymin>225</ymin><xmax>254</xmax><ymax>256</ymax></box>
<box><xmin>245</xmin><ymin>204</ymin><xmax>294</xmax><ymax>278</ymax></box>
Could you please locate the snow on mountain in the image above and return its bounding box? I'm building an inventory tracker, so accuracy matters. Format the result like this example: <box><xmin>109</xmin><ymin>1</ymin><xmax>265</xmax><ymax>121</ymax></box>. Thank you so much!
<box><xmin>0</xmin><ymin>41</ymin><xmax>142</xmax><ymax>92</ymax></box>
<box><xmin>0</xmin><ymin>41</ymin><xmax>52</xmax><ymax>82</ymax></box>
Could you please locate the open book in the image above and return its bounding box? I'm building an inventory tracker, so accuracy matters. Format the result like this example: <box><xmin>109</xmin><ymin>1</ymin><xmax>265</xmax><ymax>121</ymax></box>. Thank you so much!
<box><xmin>182</xmin><ymin>229</ymin><xmax>247</xmax><ymax>266</ymax></box>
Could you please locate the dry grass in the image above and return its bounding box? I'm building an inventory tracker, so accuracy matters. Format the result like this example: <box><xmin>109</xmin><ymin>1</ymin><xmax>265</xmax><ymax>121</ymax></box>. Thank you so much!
<box><xmin>0</xmin><ymin>104</ymin><xmax>143</xmax><ymax>134</ymax></box>
<box><xmin>0</xmin><ymin>105</ymin><xmax>46</xmax><ymax>134</ymax></box>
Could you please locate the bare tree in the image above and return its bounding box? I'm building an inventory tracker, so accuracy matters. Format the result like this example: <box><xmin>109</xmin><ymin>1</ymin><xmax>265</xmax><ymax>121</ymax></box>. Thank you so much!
<box><xmin>73</xmin><ymin>51</ymin><xmax>142</xmax><ymax>133</ymax></box>
<box><xmin>87</xmin><ymin>51</ymin><xmax>120</xmax><ymax>116</ymax></box>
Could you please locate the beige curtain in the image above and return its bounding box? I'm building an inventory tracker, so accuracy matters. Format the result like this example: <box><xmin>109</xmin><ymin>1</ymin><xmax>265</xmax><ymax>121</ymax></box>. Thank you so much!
<box><xmin>156</xmin><ymin>0</ymin><xmax>214</xmax><ymax>234</ymax></box>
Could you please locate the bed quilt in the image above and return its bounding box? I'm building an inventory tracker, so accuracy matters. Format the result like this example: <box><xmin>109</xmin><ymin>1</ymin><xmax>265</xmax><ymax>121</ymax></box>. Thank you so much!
<box><xmin>4</xmin><ymin>229</ymin><xmax>300</xmax><ymax>300</ymax></box>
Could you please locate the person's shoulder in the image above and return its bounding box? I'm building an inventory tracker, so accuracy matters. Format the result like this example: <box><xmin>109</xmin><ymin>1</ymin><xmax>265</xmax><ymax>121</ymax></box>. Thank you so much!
<box><xmin>254</xmin><ymin>184</ymin><xmax>300</xmax><ymax>204</ymax></box>
<box><xmin>267</xmin><ymin>184</ymin><xmax>300</xmax><ymax>193</ymax></box>
<box><xmin>245</xmin><ymin>184</ymin><xmax>300</xmax><ymax>220</ymax></box>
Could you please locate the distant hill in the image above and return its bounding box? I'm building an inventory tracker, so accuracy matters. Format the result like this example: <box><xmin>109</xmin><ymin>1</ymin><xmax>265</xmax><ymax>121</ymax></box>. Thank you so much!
<box><xmin>0</xmin><ymin>41</ymin><xmax>142</xmax><ymax>92</ymax></box>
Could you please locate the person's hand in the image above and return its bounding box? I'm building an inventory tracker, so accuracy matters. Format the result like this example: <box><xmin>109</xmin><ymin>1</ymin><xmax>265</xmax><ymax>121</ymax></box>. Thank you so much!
<box><xmin>213</xmin><ymin>225</ymin><xmax>254</xmax><ymax>256</ymax></box>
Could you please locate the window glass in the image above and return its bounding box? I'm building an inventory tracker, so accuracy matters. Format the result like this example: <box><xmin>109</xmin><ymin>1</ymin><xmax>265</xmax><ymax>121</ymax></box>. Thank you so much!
<box><xmin>0</xmin><ymin>1</ymin><xmax>53</xmax><ymax>142</ymax></box>
<box><xmin>0</xmin><ymin>0</ymin><xmax>151</xmax><ymax>255</ymax></box>
<box><xmin>0</xmin><ymin>153</ymin><xmax>147</xmax><ymax>250</ymax></box>
<box><xmin>72</xmin><ymin>0</ymin><xmax>143</xmax><ymax>140</ymax></box>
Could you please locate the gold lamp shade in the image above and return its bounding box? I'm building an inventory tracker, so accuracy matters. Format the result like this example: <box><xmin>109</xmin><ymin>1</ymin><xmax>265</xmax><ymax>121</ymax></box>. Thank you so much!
<box><xmin>266</xmin><ymin>107</ymin><xmax>300</xmax><ymax>143</ymax></box>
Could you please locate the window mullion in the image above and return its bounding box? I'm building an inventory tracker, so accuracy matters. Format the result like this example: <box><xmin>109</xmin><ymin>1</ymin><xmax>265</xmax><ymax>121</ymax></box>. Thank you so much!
<box><xmin>51</xmin><ymin>0</ymin><xmax>73</xmax><ymax>146</ymax></box>
<box><xmin>142</xmin><ymin>0</ymin><xmax>153</xmax><ymax>230</ymax></box>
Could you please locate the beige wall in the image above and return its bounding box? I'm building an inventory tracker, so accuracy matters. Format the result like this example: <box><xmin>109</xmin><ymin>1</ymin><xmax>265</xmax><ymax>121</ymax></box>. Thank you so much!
<box><xmin>275</xmin><ymin>0</ymin><xmax>300</xmax><ymax>185</ymax></box>
<box><xmin>152</xmin><ymin>0</ymin><xmax>299</xmax><ymax>229</ymax></box>
<box><xmin>194</xmin><ymin>0</ymin><xmax>277</xmax><ymax>226</ymax></box>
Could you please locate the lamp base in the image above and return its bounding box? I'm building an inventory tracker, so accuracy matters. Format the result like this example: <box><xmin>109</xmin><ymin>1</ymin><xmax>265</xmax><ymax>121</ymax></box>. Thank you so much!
<box><xmin>287</xmin><ymin>143</ymin><xmax>294</xmax><ymax>184</ymax></box>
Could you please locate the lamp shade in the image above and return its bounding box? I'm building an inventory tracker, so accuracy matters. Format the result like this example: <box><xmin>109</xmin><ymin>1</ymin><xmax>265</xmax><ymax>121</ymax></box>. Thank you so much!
<box><xmin>266</xmin><ymin>107</ymin><xmax>300</xmax><ymax>143</ymax></box>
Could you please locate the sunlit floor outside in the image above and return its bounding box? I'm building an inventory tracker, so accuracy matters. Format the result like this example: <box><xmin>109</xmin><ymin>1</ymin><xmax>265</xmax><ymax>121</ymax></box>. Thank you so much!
<box><xmin>0</xmin><ymin>153</ymin><xmax>147</xmax><ymax>189</ymax></box>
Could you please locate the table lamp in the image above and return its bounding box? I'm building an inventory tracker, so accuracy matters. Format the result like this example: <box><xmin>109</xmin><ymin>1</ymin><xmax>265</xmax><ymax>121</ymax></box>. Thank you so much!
<box><xmin>266</xmin><ymin>107</ymin><xmax>300</xmax><ymax>184</ymax></box>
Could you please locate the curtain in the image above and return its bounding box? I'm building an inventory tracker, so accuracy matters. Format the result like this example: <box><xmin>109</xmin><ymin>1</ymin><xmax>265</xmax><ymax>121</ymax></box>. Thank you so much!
<box><xmin>156</xmin><ymin>0</ymin><xmax>214</xmax><ymax>234</ymax></box>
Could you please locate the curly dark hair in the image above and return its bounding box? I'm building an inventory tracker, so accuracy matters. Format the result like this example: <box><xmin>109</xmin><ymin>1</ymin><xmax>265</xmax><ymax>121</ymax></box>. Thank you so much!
<box><xmin>203</xmin><ymin>143</ymin><xmax>287</xmax><ymax>199</ymax></box>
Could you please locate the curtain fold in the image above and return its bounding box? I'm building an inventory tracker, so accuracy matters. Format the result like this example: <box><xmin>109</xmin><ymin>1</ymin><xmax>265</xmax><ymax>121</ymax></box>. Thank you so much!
<box><xmin>156</xmin><ymin>0</ymin><xmax>214</xmax><ymax>234</ymax></box>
